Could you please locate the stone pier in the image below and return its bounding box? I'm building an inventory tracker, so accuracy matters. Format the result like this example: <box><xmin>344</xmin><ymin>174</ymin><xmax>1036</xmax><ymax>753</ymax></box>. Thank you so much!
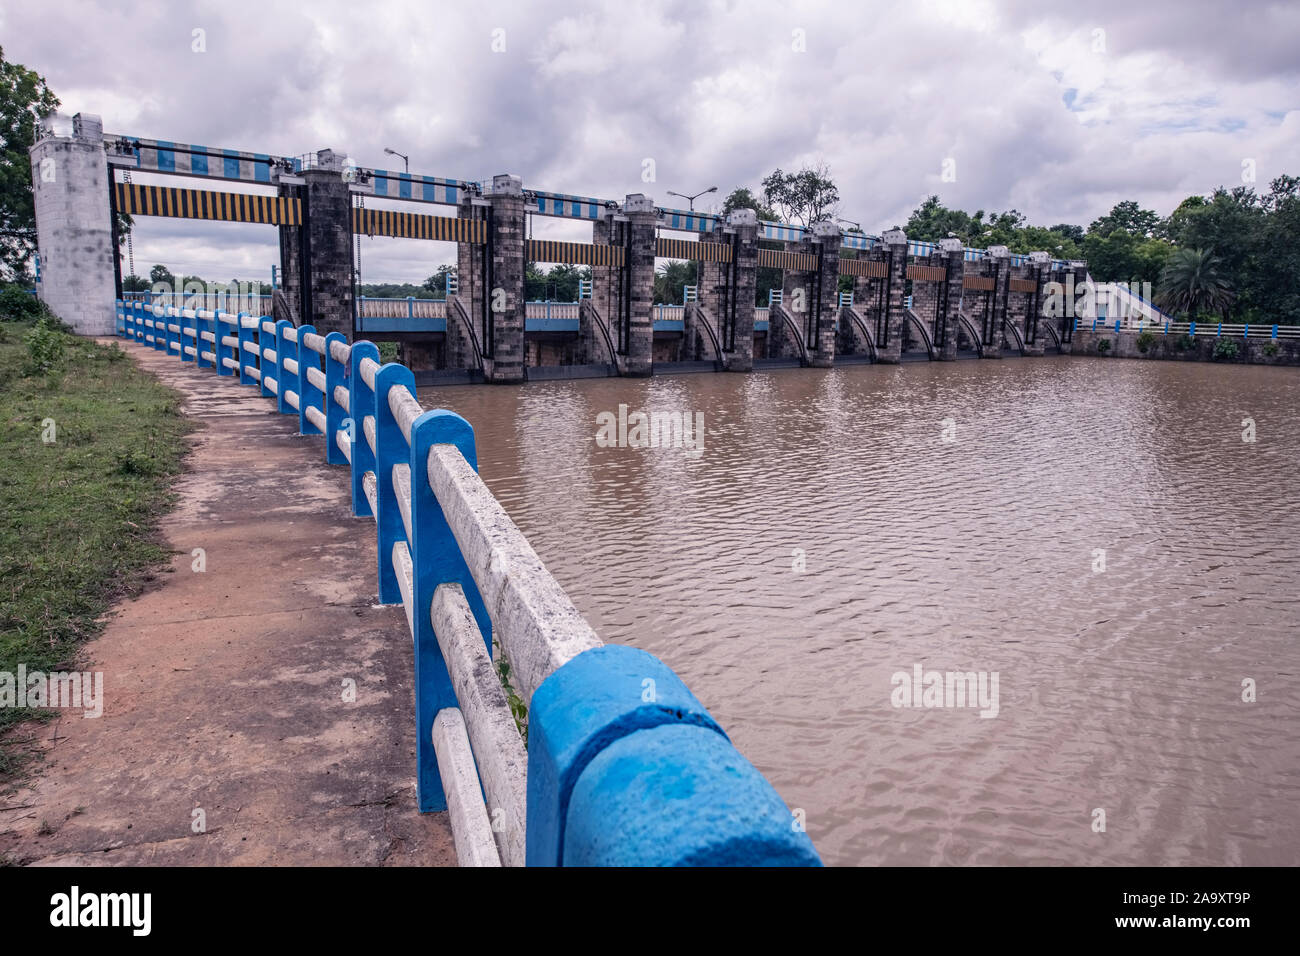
<box><xmin>277</xmin><ymin>150</ymin><xmax>354</xmax><ymax>338</ymax></box>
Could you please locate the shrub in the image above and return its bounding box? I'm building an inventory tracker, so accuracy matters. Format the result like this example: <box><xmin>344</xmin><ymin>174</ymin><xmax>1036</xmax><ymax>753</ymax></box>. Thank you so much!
<box><xmin>0</xmin><ymin>284</ymin><xmax>41</xmax><ymax>321</ymax></box>
<box><xmin>1096</xmin><ymin>338</ymin><xmax>1111</xmax><ymax>354</ymax></box>
<box><xmin>22</xmin><ymin>318</ymin><xmax>65</xmax><ymax>375</ymax></box>
<box><xmin>1174</xmin><ymin>333</ymin><xmax>1194</xmax><ymax>352</ymax></box>
<box><xmin>1212</xmin><ymin>338</ymin><xmax>1239</xmax><ymax>361</ymax></box>
<box><xmin>1263</xmin><ymin>342</ymin><xmax>1279</xmax><ymax>357</ymax></box>
<box><xmin>1136</xmin><ymin>330</ymin><xmax>1156</xmax><ymax>353</ymax></box>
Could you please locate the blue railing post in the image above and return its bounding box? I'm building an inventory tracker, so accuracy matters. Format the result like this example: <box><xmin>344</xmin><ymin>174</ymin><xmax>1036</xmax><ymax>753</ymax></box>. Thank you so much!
<box><xmin>1243</xmin><ymin>324</ymin><xmax>1249</xmax><ymax>339</ymax></box>
<box><xmin>180</xmin><ymin>310</ymin><xmax>195</xmax><ymax>363</ymax></box>
<box><xmin>1113</xmin><ymin>319</ymin><xmax>1120</xmax><ymax>335</ymax></box>
<box><xmin>525</xmin><ymin>645</ymin><xmax>821</xmax><ymax>866</ymax></box>
<box><xmin>407</xmin><ymin>409</ymin><xmax>492</xmax><ymax>813</ymax></box>
<box><xmin>347</xmin><ymin>341</ymin><xmax>380</xmax><ymax>518</ymax></box>
<box><xmin>196</xmin><ymin>312</ymin><xmax>213</xmax><ymax>370</ymax></box>
<box><xmin>407</xmin><ymin>296</ymin><xmax>414</xmax><ymax>321</ymax></box>
<box><xmin>1164</xmin><ymin>321</ymin><xmax>1169</xmax><ymax>335</ymax></box>
<box><xmin>166</xmin><ymin>306</ymin><xmax>178</xmax><ymax>353</ymax></box>
<box><xmin>214</xmin><ymin>312</ymin><xmax>232</xmax><ymax>377</ymax></box>
<box><xmin>1216</xmin><ymin>322</ymin><xmax>1222</xmax><ymax>337</ymax></box>
<box><xmin>236</xmin><ymin>314</ymin><xmax>255</xmax><ymax>385</ymax></box>
<box><xmin>373</xmin><ymin>363</ymin><xmax>414</xmax><ymax>605</ymax></box>
<box><xmin>1190</xmin><ymin>321</ymin><xmax>1197</xmax><ymax>336</ymax></box>
<box><xmin>1272</xmin><ymin>324</ymin><xmax>1279</xmax><ymax>339</ymax></box>
<box><xmin>324</xmin><ymin>332</ymin><xmax>350</xmax><ymax>466</ymax></box>
<box><xmin>150</xmin><ymin>304</ymin><xmax>163</xmax><ymax>350</ymax></box>
<box><xmin>258</xmin><ymin>318</ymin><xmax>276</xmax><ymax>398</ymax></box>
<box><xmin>274</xmin><ymin>318</ymin><xmax>294</xmax><ymax>414</ymax></box>
<box><xmin>297</xmin><ymin>325</ymin><xmax>321</xmax><ymax>435</ymax></box>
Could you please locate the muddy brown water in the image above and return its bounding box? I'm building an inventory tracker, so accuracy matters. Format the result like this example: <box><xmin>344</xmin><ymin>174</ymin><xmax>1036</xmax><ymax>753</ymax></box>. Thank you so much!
<box><xmin>419</xmin><ymin>356</ymin><xmax>1300</xmax><ymax>866</ymax></box>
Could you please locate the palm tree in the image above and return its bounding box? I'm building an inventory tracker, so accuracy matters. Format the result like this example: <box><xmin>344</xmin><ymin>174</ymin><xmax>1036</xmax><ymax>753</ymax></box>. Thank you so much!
<box><xmin>1156</xmin><ymin>247</ymin><xmax>1235</xmax><ymax>319</ymax></box>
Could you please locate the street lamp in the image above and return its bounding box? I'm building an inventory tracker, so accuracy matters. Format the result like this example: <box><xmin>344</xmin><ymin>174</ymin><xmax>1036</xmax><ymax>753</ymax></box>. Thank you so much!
<box><xmin>383</xmin><ymin>147</ymin><xmax>409</xmax><ymax>173</ymax></box>
<box><xmin>666</xmin><ymin>185</ymin><xmax>718</xmax><ymax>211</ymax></box>
<box><xmin>837</xmin><ymin>217</ymin><xmax>862</xmax><ymax>231</ymax></box>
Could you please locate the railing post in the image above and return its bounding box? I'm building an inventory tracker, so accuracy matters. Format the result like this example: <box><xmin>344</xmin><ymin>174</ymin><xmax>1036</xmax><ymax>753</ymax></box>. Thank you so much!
<box><xmin>1216</xmin><ymin>322</ymin><xmax>1222</xmax><ymax>337</ymax></box>
<box><xmin>324</xmin><ymin>331</ymin><xmax>350</xmax><ymax>466</ymax></box>
<box><xmin>214</xmin><ymin>312</ymin><xmax>232</xmax><ymax>377</ymax></box>
<box><xmin>236</xmin><ymin>313</ymin><xmax>255</xmax><ymax>385</ymax></box>
<box><xmin>1164</xmin><ymin>321</ymin><xmax>1169</xmax><ymax>335</ymax></box>
<box><xmin>348</xmin><ymin>341</ymin><xmax>380</xmax><ymax>518</ymax></box>
<box><xmin>166</xmin><ymin>306</ymin><xmax>178</xmax><ymax>355</ymax></box>
<box><xmin>407</xmin><ymin>409</ymin><xmax>492</xmax><ymax>813</ymax></box>
<box><xmin>259</xmin><ymin>318</ymin><xmax>276</xmax><ymax>398</ymax></box>
<box><xmin>1272</xmin><ymin>324</ymin><xmax>1278</xmax><ymax>340</ymax></box>
<box><xmin>196</xmin><ymin>311</ymin><xmax>213</xmax><ymax>370</ymax></box>
<box><xmin>298</xmin><ymin>324</ymin><xmax>320</xmax><ymax>435</ymax></box>
<box><xmin>1190</xmin><ymin>321</ymin><xmax>1197</xmax><ymax>336</ymax></box>
<box><xmin>373</xmin><ymin>363</ymin><xmax>414</xmax><ymax>605</ymax></box>
<box><xmin>1243</xmin><ymin>324</ymin><xmax>1249</xmax><ymax>339</ymax></box>
<box><xmin>274</xmin><ymin>318</ymin><xmax>294</xmax><ymax>415</ymax></box>
<box><xmin>148</xmin><ymin>304</ymin><xmax>162</xmax><ymax>350</ymax></box>
<box><xmin>180</xmin><ymin>310</ymin><xmax>195</xmax><ymax>363</ymax></box>
<box><xmin>1113</xmin><ymin>319</ymin><xmax>1120</xmax><ymax>335</ymax></box>
<box><xmin>407</xmin><ymin>296</ymin><xmax>414</xmax><ymax>321</ymax></box>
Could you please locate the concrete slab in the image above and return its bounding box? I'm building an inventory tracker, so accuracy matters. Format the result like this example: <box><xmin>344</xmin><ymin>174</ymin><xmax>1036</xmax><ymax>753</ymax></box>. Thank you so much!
<box><xmin>0</xmin><ymin>339</ymin><xmax>456</xmax><ymax>867</ymax></box>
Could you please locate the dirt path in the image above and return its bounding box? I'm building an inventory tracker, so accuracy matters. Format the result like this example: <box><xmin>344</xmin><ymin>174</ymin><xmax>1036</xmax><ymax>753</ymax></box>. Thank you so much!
<box><xmin>1</xmin><ymin>341</ymin><xmax>455</xmax><ymax>866</ymax></box>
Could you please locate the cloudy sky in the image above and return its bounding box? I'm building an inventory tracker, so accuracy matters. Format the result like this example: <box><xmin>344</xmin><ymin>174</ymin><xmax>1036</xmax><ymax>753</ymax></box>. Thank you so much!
<box><xmin>8</xmin><ymin>0</ymin><xmax>1298</xmax><ymax>283</ymax></box>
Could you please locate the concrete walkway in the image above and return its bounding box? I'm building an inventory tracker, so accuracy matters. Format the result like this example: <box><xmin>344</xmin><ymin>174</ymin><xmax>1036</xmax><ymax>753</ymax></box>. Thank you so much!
<box><xmin>1</xmin><ymin>342</ymin><xmax>455</xmax><ymax>866</ymax></box>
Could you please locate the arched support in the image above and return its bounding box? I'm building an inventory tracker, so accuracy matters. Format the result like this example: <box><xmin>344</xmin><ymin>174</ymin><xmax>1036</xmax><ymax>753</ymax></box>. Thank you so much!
<box><xmin>956</xmin><ymin>311</ymin><xmax>985</xmax><ymax>357</ymax></box>
<box><xmin>686</xmin><ymin>304</ymin><xmax>725</xmax><ymax>369</ymax></box>
<box><xmin>903</xmin><ymin>309</ymin><xmax>935</xmax><ymax>359</ymax></box>
<box><xmin>448</xmin><ymin>295</ymin><xmax>485</xmax><ymax>373</ymax></box>
<box><xmin>841</xmin><ymin>307</ymin><xmax>877</xmax><ymax>361</ymax></box>
<box><xmin>1002</xmin><ymin>317</ymin><xmax>1027</xmax><ymax>355</ymax></box>
<box><xmin>769</xmin><ymin>303</ymin><xmax>809</xmax><ymax>365</ymax></box>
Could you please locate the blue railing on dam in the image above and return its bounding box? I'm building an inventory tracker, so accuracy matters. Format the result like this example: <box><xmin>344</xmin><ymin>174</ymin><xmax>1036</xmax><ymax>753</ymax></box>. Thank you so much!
<box><xmin>114</xmin><ymin>299</ymin><xmax>820</xmax><ymax>868</ymax></box>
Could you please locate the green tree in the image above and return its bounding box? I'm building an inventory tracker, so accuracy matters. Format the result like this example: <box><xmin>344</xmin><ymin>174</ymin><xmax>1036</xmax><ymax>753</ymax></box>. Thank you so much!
<box><xmin>653</xmin><ymin>260</ymin><xmax>696</xmax><ymax>304</ymax></box>
<box><xmin>149</xmin><ymin>264</ymin><xmax>175</xmax><ymax>288</ymax></box>
<box><xmin>720</xmin><ymin>186</ymin><xmax>776</xmax><ymax>222</ymax></box>
<box><xmin>422</xmin><ymin>264</ymin><xmax>457</xmax><ymax>296</ymax></box>
<box><xmin>0</xmin><ymin>47</ymin><xmax>60</xmax><ymax>282</ymax></box>
<box><xmin>1156</xmin><ymin>247</ymin><xmax>1235</xmax><ymax>319</ymax></box>
<box><xmin>760</xmin><ymin>162</ymin><xmax>840</xmax><ymax>226</ymax></box>
<box><xmin>1089</xmin><ymin>200</ymin><xmax>1161</xmax><ymax>239</ymax></box>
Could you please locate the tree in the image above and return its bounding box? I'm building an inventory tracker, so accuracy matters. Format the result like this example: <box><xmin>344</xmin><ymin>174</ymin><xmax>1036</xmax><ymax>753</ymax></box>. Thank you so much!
<box><xmin>149</xmin><ymin>264</ymin><xmax>176</xmax><ymax>289</ymax></box>
<box><xmin>720</xmin><ymin>186</ymin><xmax>776</xmax><ymax>222</ymax></box>
<box><xmin>653</xmin><ymin>260</ymin><xmax>696</xmax><ymax>304</ymax></box>
<box><xmin>0</xmin><ymin>47</ymin><xmax>60</xmax><ymax>282</ymax></box>
<box><xmin>760</xmin><ymin>162</ymin><xmax>840</xmax><ymax>227</ymax></box>
<box><xmin>422</xmin><ymin>264</ymin><xmax>457</xmax><ymax>296</ymax></box>
<box><xmin>1088</xmin><ymin>200</ymin><xmax>1161</xmax><ymax>239</ymax></box>
<box><xmin>1156</xmin><ymin>247</ymin><xmax>1235</xmax><ymax>319</ymax></box>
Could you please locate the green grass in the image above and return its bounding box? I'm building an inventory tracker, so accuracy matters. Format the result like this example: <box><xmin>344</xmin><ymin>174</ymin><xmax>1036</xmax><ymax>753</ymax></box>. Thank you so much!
<box><xmin>0</xmin><ymin>318</ymin><xmax>191</xmax><ymax>778</ymax></box>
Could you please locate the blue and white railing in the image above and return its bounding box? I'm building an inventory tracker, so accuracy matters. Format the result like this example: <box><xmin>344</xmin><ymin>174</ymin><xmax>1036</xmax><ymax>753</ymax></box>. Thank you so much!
<box><xmin>1072</xmin><ymin>314</ymin><xmax>1300</xmax><ymax>340</ymax></box>
<box><xmin>114</xmin><ymin>298</ymin><xmax>820</xmax><ymax>868</ymax></box>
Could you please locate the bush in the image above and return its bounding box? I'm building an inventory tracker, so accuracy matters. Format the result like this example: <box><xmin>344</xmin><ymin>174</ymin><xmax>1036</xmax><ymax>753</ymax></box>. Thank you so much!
<box><xmin>0</xmin><ymin>284</ymin><xmax>41</xmax><ymax>321</ymax></box>
<box><xmin>1136</xmin><ymin>330</ymin><xmax>1156</xmax><ymax>353</ymax></box>
<box><xmin>1263</xmin><ymin>342</ymin><xmax>1279</xmax><ymax>357</ymax></box>
<box><xmin>22</xmin><ymin>318</ymin><xmax>65</xmax><ymax>375</ymax></box>
<box><xmin>1096</xmin><ymin>338</ymin><xmax>1112</xmax><ymax>354</ymax></box>
<box><xmin>1174</xmin><ymin>333</ymin><xmax>1194</xmax><ymax>351</ymax></box>
<box><xmin>1212</xmin><ymin>338</ymin><xmax>1239</xmax><ymax>361</ymax></box>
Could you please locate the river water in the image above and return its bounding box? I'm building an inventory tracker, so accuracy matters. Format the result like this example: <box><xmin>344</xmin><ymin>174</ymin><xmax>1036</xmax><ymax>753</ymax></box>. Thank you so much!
<box><xmin>420</xmin><ymin>356</ymin><xmax>1300</xmax><ymax>866</ymax></box>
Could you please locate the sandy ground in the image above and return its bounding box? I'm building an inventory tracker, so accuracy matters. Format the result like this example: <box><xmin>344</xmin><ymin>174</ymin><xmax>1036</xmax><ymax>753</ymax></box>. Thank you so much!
<box><xmin>1</xmin><ymin>340</ymin><xmax>456</xmax><ymax>866</ymax></box>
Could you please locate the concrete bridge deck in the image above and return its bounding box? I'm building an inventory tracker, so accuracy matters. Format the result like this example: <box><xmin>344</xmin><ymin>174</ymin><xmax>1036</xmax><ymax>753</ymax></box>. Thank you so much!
<box><xmin>1</xmin><ymin>342</ymin><xmax>454</xmax><ymax>866</ymax></box>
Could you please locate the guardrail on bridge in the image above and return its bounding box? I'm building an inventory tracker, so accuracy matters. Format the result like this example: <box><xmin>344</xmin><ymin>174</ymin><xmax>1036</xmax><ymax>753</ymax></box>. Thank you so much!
<box><xmin>114</xmin><ymin>298</ymin><xmax>820</xmax><ymax>868</ymax></box>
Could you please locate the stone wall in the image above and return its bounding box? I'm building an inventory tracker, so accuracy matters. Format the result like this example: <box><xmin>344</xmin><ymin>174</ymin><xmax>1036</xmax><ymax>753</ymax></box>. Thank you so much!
<box><xmin>1071</xmin><ymin>328</ymin><xmax>1300</xmax><ymax>366</ymax></box>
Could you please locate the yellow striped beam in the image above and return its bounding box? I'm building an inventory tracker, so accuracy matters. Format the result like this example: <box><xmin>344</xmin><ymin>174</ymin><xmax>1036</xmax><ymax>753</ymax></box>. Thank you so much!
<box><xmin>1009</xmin><ymin>278</ymin><xmax>1040</xmax><ymax>293</ymax></box>
<box><xmin>838</xmin><ymin>258</ymin><xmax>888</xmax><ymax>279</ymax></box>
<box><xmin>655</xmin><ymin>237</ymin><xmax>732</xmax><ymax>262</ymax></box>
<box><xmin>114</xmin><ymin>183</ymin><xmax>300</xmax><ymax>226</ymax></box>
<box><xmin>352</xmin><ymin>208</ymin><xmax>485</xmax><ymax>243</ymax></box>
<box><xmin>757</xmin><ymin>248</ymin><xmax>819</xmax><ymax>271</ymax></box>
<box><xmin>525</xmin><ymin>239</ymin><xmax>625</xmax><ymax>267</ymax></box>
<box><xmin>906</xmin><ymin>265</ymin><xmax>947</xmax><ymax>283</ymax></box>
<box><xmin>963</xmin><ymin>275</ymin><xmax>996</xmax><ymax>291</ymax></box>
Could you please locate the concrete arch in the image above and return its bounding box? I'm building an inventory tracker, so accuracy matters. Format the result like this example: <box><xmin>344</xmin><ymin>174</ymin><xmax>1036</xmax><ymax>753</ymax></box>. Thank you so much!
<box><xmin>1039</xmin><ymin>319</ymin><xmax>1062</xmax><ymax>351</ymax></box>
<box><xmin>580</xmin><ymin>300</ymin><xmax>623</xmax><ymax>374</ymax></box>
<box><xmin>903</xmin><ymin>308</ymin><xmax>935</xmax><ymax>359</ymax></box>
<box><xmin>956</xmin><ymin>311</ymin><xmax>985</xmax><ymax>357</ymax></box>
<box><xmin>841</xmin><ymin>307</ymin><xmax>877</xmax><ymax>361</ymax></box>
<box><xmin>771</xmin><ymin>304</ymin><xmax>809</xmax><ymax>365</ymax></box>
<box><xmin>688</xmin><ymin>304</ymin><xmax>725</xmax><ymax>367</ymax></box>
<box><xmin>1002</xmin><ymin>317</ymin><xmax>1026</xmax><ymax>355</ymax></box>
<box><xmin>448</xmin><ymin>295</ymin><xmax>485</xmax><ymax>372</ymax></box>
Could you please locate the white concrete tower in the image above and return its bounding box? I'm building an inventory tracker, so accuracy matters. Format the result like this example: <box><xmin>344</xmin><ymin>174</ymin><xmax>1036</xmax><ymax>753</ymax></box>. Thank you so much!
<box><xmin>30</xmin><ymin>112</ymin><xmax>117</xmax><ymax>335</ymax></box>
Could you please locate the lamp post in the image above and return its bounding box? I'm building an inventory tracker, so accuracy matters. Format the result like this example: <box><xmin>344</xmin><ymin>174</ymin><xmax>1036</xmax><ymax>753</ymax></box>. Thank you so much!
<box><xmin>383</xmin><ymin>147</ymin><xmax>409</xmax><ymax>173</ymax></box>
<box><xmin>666</xmin><ymin>185</ymin><xmax>718</xmax><ymax>212</ymax></box>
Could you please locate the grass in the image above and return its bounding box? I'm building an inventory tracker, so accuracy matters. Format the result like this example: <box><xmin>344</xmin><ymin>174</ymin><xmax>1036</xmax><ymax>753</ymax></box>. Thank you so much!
<box><xmin>0</xmin><ymin>317</ymin><xmax>191</xmax><ymax>779</ymax></box>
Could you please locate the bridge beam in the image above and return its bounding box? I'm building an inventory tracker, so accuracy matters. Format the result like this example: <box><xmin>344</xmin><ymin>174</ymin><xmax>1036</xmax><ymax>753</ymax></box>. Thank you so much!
<box><xmin>276</xmin><ymin>150</ymin><xmax>354</xmax><ymax>338</ymax></box>
<box><xmin>29</xmin><ymin>113</ymin><xmax>117</xmax><ymax>335</ymax></box>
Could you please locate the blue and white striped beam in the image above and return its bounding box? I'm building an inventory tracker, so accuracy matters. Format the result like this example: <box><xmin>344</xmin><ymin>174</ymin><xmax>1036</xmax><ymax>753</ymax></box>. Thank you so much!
<box><xmin>367</xmin><ymin>170</ymin><xmax>470</xmax><ymax>205</ymax></box>
<box><xmin>760</xmin><ymin>221</ymin><xmax>807</xmax><ymax>242</ymax></box>
<box><xmin>106</xmin><ymin>135</ymin><xmax>299</xmax><ymax>184</ymax></box>
<box><xmin>658</xmin><ymin>209</ymin><xmax>720</xmax><ymax>233</ymax></box>
<box><xmin>528</xmin><ymin>190</ymin><xmax>610</xmax><ymax>220</ymax></box>
<box><xmin>840</xmin><ymin>233</ymin><xmax>878</xmax><ymax>250</ymax></box>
